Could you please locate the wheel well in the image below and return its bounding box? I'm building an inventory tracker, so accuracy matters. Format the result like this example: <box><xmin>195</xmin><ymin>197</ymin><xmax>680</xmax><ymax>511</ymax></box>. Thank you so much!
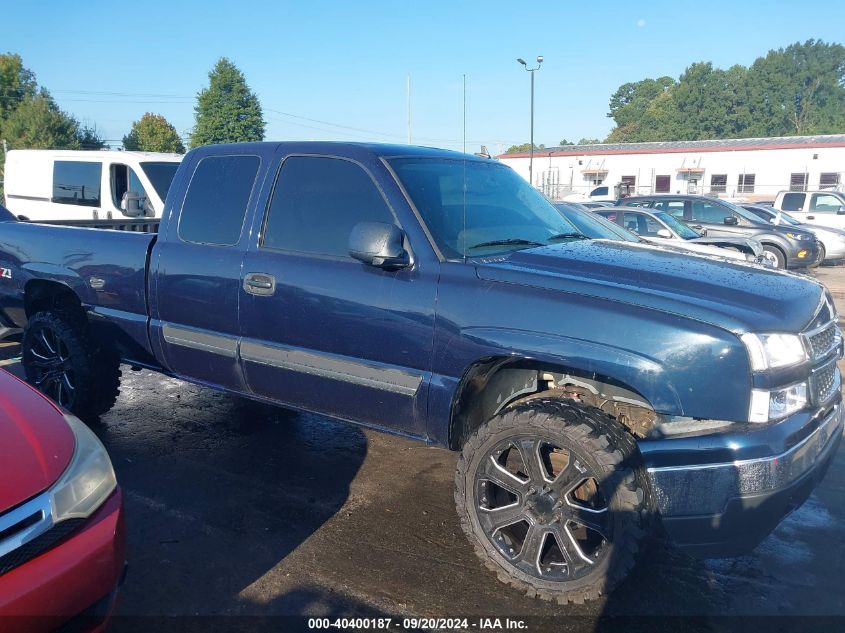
<box><xmin>24</xmin><ymin>280</ymin><xmax>85</xmax><ymax>320</ymax></box>
<box><xmin>448</xmin><ymin>358</ymin><xmax>660</xmax><ymax>450</ymax></box>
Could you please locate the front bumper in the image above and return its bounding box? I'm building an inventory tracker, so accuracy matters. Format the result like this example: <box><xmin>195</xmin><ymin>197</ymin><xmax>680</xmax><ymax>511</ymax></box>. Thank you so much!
<box><xmin>643</xmin><ymin>400</ymin><xmax>842</xmax><ymax>557</ymax></box>
<box><xmin>0</xmin><ymin>489</ymin><xmax>126</xmax><ymax>632</ymax></box>
<box><xmin>784</xmin><ymin>239</ymin><xmax>819</xmax><ymax>268</ymax></box>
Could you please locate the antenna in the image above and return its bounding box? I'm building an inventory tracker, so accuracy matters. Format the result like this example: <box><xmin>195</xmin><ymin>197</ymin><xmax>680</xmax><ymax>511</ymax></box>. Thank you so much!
<box><xmin>462</xmin><ymin>74</ymin><xmax>467</xmax><ymax>154</ymax></box>
<box><xmin>407</xmin><ymin>74</ymin><xmax>412</xmax><ymax>144</ymax></box>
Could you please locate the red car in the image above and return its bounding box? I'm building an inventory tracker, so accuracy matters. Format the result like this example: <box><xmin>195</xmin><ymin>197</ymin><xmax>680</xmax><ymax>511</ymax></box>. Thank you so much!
<box><xmin>0</xmin><ymin>369</ymin><xmax>125</xmax><ymax>632</ymax></box>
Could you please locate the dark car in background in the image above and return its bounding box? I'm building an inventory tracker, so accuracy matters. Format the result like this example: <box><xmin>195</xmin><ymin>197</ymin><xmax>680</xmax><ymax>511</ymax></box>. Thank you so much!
<box><xmin>742</xmin><ymin>204</ymin><xmax>845</xmax><ymax>265</ymax></box>
<box><xmin>619</xmin><ymin>194</ymin><xmax>819</xmax><ymax>269</ymax></box>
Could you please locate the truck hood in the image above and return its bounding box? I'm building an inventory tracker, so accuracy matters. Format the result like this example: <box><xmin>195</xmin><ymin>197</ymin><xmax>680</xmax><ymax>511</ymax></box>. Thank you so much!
<box><xmin>0</xmin><ymin>371</ymin><xmax>74</xmax><ymax>513</ymax></box>
<box><xmin>474</xmin><ymin>240</ymin><xmax>824</xmax><ymax>333</ymax></box>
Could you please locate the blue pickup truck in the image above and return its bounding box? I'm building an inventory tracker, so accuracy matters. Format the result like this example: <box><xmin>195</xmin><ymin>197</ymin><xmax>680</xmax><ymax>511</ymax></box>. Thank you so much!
<box><xmin>0</xmin><ymin>142</ymin><xmax>842</xmax><ymax>604</ymax></box>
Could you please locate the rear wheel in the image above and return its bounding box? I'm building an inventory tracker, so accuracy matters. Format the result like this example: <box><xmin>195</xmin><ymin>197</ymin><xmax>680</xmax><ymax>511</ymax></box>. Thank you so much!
<box><xmin>455</xmin><ymin>398</ymin><xmax>653</xmax><ymax>604</ymax></box>
<box><xmin>22</xmin><ymin>310</ymin><xmax>121</xmax><ymax>419</ymax></box>
<box><xmin>762</xmin><ymin>245</ymin><xmax>786</xmax><ymax>269</ymax></box>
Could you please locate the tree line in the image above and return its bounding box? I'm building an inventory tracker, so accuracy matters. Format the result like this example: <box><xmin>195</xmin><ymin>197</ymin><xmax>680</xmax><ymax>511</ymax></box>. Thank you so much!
<box><xmin>1</xmin><ymin>54</ymin><xmax>266</xmax><ymax>196</ymax></box>
<box><xmin>506</xmin><ymin>39</ymin><xmax>845</xmax><ymax>152</ymax></box>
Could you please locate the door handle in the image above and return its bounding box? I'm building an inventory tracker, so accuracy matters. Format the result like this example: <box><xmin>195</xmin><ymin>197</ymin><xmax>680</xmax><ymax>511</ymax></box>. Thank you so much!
<box><xmin>243</xmin><ymin>273</ymin><xmax>276</xmax><ymax>296</ymax></box>
<box><xmin>807</xmin><ymin>215</ymin><xmax>815</xmax><ymax>220</ymax></box>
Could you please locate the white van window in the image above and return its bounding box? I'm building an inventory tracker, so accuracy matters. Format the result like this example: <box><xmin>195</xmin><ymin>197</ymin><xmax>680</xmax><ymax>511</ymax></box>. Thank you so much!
<box><xmin>111</xmin><ymin>164</ymin><xmax>148</xmax><ymax>209</ymax></box>
<box><xmin>52</xmin><ymin>161</ymin><xmax>101</xmax><ymax>207</ymax></box>
<box><xmin>140</xmin><ymin>162</ymin><xmax>179</xmax><ymax>200</ymax></box>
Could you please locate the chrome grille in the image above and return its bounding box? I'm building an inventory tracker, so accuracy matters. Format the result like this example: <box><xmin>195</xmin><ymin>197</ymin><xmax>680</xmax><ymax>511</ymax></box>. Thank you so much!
<box><xmin>0</xmin><ymin>491</ymin><xmax>53</xmax><ymax>567</ymax></box>
<box><xmin>805</xmin><ymin>322</ymin><xmax>838</xmax><ymax>362</ymax></box>
<box><xmin>810</xmin><ymin>362</ymin><xmax>841</xmax><ymax>405</ymax></box>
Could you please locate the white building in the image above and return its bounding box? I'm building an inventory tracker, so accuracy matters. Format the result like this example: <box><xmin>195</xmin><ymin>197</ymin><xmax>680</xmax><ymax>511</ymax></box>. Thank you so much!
<box><xmin>497</xmin><ymin>134</ymin><xmax>845</xmax><ymax>201</ymax></box>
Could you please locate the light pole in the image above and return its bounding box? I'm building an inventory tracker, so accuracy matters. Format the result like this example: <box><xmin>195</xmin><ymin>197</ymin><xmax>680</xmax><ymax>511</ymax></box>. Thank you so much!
<box><xmin>517</xmin><ymin>55</ymin><xmax>543</xmax><ymax>187</ymax></box>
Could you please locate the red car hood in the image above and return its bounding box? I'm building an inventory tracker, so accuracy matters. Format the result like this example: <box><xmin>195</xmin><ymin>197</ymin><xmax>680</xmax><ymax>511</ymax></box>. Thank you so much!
<box><xmin>0</xmin><ymin>370</ymin><xmax>75</xmax><ymax>513</ymax></box>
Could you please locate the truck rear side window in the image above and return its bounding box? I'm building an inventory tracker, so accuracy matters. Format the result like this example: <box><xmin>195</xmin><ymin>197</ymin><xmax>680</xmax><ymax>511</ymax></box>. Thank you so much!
<box><xmin>261</xmin><ymin>156</ymin><xmax>394</xmax><ymax>257</ymax></box>
<box><xmin>52</xmin><ymin>161</ymin><xmax>101</xmax><ymax>207</ymax></box>
<box><xmin>178</xmin><ymin>155</ymin><xmax>260</xmax><ymax>246</ymax></box>
<box><xmin>780</xmin><ymin>193</ymin><xmax>805</xmax><ymax>212</ymax></box>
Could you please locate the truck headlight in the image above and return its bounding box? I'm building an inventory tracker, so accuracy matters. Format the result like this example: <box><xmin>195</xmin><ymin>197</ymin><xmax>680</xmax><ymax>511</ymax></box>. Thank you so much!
<box><xmin>741</xmin><ymin>333</ymin><xmax>808</xmax><ymax>370</ymax></box>
<box><xmin>50</xmin><ymin>414</ymin><xmax>117</xmax><ymax>523</ymax></box>
<box><xmin>749</xmin><ymin>382</ymin><xmax>808</xmax><ymax>422</ymax></box>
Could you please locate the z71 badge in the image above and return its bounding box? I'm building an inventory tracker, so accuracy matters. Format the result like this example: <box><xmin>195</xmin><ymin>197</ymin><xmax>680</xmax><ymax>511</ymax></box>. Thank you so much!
<box><xmin>0</xmin><ymin>267</ymin><xmax>11</xmax><ymax>279</ymax></box>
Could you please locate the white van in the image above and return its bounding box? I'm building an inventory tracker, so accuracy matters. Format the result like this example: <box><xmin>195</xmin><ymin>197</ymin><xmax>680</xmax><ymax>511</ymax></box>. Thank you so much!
<box><xmin>3</xmin><ymin>149</ymin><xmax>182</xmax><ymax>221</ymax></box>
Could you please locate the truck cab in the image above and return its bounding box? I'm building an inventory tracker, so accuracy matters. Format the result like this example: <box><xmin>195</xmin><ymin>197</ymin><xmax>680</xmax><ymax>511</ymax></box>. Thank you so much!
<box><xmin>3</xmin><ymin>149</ymin><xmax>182</xmax><ymax>222</ymax></box>
<box><xmin>773</xmin><ymin>190</ymin><xmax>845</xmax><ymax>229</ymax></box>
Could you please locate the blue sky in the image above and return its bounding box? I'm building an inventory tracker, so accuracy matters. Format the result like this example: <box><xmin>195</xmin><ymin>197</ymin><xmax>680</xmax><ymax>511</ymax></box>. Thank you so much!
<box><xmin>4</xmin><ymin>0</ymin><xmax>845</xmax><ymax>153</ymax></box>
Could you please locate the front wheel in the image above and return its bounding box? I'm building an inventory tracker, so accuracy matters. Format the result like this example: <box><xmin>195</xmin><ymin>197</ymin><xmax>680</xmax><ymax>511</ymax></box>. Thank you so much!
<box><xmin>455</xmin><ymin>398</ymin><xmax>653</xmax><ymax>604</ymax></box>
<box><xmin>762</xmin><ymin>246</ymin><xmax>786</xmax><ymax>269</ymax></box>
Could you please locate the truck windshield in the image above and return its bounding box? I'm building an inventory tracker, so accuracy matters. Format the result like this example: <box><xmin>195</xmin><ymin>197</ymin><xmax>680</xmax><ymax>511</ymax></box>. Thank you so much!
<box><xmin>140</xmin><ymin>162</ymin><xmax>180</xmax><ymax>200</ymax></box>
<box><xmin>390</xmin><ymin>158</ymin><xmax>582</xmax><ymax>258</ymax></box>
<box><xmin>653</xmin><ymin>211</ymin><xmax>700</xmax><ymax>240</ymax></box>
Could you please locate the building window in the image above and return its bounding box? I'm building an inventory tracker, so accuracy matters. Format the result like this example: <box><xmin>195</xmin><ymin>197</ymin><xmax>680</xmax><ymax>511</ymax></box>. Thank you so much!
<box><xmin>790</xmin><ymin>172</ymin><xmax>808</xmax><ymax>192</ymax></box>
<box><xmin>820</xmin><ymin>173</ymin><xmax>840</xmax><ymax>190</ymax></box>
<box><xmin>710</xmin><ymin>174</ymin><xmax>727</xmax><ymax>194</ymax></box>
<box><xmin>620</xmin><ymin>175</ymin><xmax>636</xmax><ymax>196</ymax></box>
<box><xmin>591</xmin><ymin>177</ymin><xmax>604</xmax><ymax>186</ymax></box>
<box><xmin>737</xmin><ymin>173</ymin><xmax>755</xmax><ymax>193</ymax></box>
<box><xmin>655</xmin><ymin>175</ymin><xmax>670</xmax><ymax>193</ymax></box>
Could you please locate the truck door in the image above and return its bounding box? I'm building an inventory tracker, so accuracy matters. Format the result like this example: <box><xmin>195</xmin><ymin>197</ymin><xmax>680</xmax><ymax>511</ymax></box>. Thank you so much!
<box><xmin>804</xmin><ymin>193</ymin><xmax>845</xmax><ymax>229</ymax></box>
<box><xmin>150</xmin><ymin>151</ymin><xmax>264</xmax><ymax>391</ymax></box>
<box><xmin>238</xmin><ymin>154</ymin><xmax>438</xmax><ymax>436</ymax></box>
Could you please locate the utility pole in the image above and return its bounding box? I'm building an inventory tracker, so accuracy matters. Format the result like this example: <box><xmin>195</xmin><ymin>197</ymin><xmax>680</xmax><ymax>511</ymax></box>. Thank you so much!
<box><xmin>517</xmin><ymin>56</ymin><xmax>543</xmax><ymax>187</ymax></box>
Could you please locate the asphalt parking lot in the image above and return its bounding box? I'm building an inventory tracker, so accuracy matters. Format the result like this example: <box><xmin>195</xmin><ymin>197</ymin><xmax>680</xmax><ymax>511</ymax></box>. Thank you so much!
<box><xmin>2</xmin><ymin>268</ymin><xmax>844</xmax><ymax>631</ymax></box>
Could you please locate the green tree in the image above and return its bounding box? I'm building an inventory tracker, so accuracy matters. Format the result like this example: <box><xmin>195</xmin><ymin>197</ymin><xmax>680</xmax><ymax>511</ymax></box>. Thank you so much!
<box><xmin>124</xmin><ymin>113</ymin><xmax>185</xmax><ymax>152</ymax></box>
<box><xmin>0</xmin><ymin>53</ymin><xmax>37</xmax><ymax>122</ymax></box>
<box><xmin>1</xmin><ymin>92</ymin><xmax>102</xmax><ymax>150</ymax></box>
<box><xmin>606</xmin><ymin>76</ymin><xmax>676</xmax><ymax>141</ymax></box>
<box><xmin>747</xmin><ymin>40</ymin><xmax>845</xmax><ymax>136</ymax></box>
<box><xmin>577</xmin><ymin>137</ymin><xmax>602</xmax><ymax>145</ymax></box>
<box><xmin>559</xmin><ymin>139</ymin><xmax>574</xmax><ymax>146</ymax></box>
<box><xmin>505</xmin><ymin>142</ymin><xmax>545</xmax><ymax>153</ymax></box>
<box><xmin>605</xmin><ymin>40</ymin><xmax>845</xmax><ymax>142</ymax></box>
<box><xmin>190</xmin><ymin>58</ymin><xmax>265</xmax><ymax>147</ymax></box>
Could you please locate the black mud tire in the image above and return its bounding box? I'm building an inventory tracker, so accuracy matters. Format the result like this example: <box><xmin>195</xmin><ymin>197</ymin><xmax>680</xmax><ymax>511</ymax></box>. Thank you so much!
<box><xmin>22</xmin><ymin>310</ymin><xmax>121</xmax><ymax>419</ymax></box>
<box><xmin>455</xmin><ymin>398</ymin><xmax>653</xmax><ymax>605</ymax></box>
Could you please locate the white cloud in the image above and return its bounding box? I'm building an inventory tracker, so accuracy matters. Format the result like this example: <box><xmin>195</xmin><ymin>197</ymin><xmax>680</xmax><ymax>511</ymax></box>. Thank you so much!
<box><xmin>636</xmin><ymin>18</ymin><xmax>647</xmax><ymax>27</ymax></box>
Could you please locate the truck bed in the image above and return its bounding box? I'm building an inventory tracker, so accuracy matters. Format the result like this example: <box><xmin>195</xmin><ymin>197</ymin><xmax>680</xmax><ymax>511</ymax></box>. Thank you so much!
<box><xmin>0</xmin><ymin>221</ymin><xmax>156</xmax><ymax>338</ymax></box>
